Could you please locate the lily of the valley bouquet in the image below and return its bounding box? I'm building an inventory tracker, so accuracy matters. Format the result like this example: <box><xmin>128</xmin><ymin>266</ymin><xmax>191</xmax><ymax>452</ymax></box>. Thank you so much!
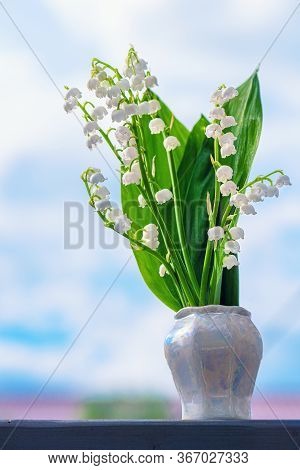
<box><xmin>64</xmin><ymin>47</ymin><xmax>291</xmax><ymax>312</ymax></box>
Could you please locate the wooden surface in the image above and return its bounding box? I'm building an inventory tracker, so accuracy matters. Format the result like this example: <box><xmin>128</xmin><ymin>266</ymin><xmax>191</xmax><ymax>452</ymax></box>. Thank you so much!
<box><xmin>0</xmin><ymin>420</ymin><xmax>300</xmax><ymax>450</ymax></box>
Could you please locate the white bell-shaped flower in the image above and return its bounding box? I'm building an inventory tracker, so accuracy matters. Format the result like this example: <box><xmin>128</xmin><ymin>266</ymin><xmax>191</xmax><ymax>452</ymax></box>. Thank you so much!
<box><xmin>135</xmin><ymin>58</ymin><xmax>148</xmax><ymax>73</ymax></box>
<box><xmin>107</xmin><ymin>85</ymin><xmax>121</xmax><ymax>99</ymax></box>
<box><xmin>253</xmin><ymin>182</ymin><xmax>268</xmax><ymax>195</ymax></box>
<box><xmin>89</xmin><ymin>171</ymin><xmax>106</xmax><ymax>184</ymax></box>
<box><xmin>159</xmin><ymin>264</ymin><xmax>167</xmax><ymax>277</ymax></box>
<box><xmin>64</xmin><ymin>98</ymin><xmax>77</xmax><ymax>113</ymax></box>
<box><xmin>143</xmin><ymin>237</ymin><xmax>160</xmax><ymax>250</ymax></box>
<box><xmin>117</xmin><ymin>78</ymin><xmax>130</xmax><ymax>91</ymax></box>
<box><xmin>224</xmin><ymin>240</ymin><xmax>240</xmax><ymax>254</ymax></box>
<box><xmin>106</xmin><ymin>97</ymin><xmax>120</xmax><ymax>108</ymax></box>
<box><xmin>83</xmin><ymin>121</ymin><xmax>99</xmax><ymax>135</ymax></box>
<box><xmin>115</xmin><ymin>126</ymin><xmax>131</xmax><ymax>146</ymax></box>
<box><xmin>142</xmin><ymin>223</ymin><xmax>159</xmax><ymax>250</ymax></box>
<box><xmin>87</xmin><ymin>134</ymin><xmax>103</xmax><ymax>149</ymax></box>
<box><xmin>210</xmin><ymin>90</ymin><xmax>225</xmax><ymax>106</ymax></box>
<box><xmin>93</xmin><ymin>186</ymin><xmax>110</xmax><ymax>199</ymax></box>
<box><xmin>65</xmin><ymin>87</ymin><xmax>82</xmax><ymax>100</ymax></box>
<box><xmin>247</xmin><ymin>182</ymin><xmax>268</xmax><ymax>202</ymax></box>
<box><xmin>155</xmin><ymin>189</ymin><xmax>173</xmax><ymax>204</ymax></box>
<box><xmin>216</xmin><ymin>165</ymin><xmax>233</xmax><ymax>183</ymax></box>
<box><xmin>92</xmin><ymin>106</ymin><xmax>108</xmax><ymax>120</ymax></box>
<box><xmin>137</xmin><ymin>102</ymin><xmax>150</xmax><ymax>115</ymax></box>
<box><xmin>223</xmin><ymin>254</ymin><xmax>239</xmax><ymax>270</ymax></box>
<box><xmin>230</xmin><ymin>193</ymin><xmax>249</xmax><ymax>208</ymax></box>
<box><xmin>122</xmin><ymin>162</ymin><xmax>141</xmax><ymax>186</ymax></box>
<box><xmin>266</xmin><ymin>185</ymin><xmax>279</xmax><ymax>198</ymax></box>
<box><xmin>145</xmin><ymin>75</ymin><xmax>158</xmax><ymax>88</ymax></box>
<box><xmin>240</xmin><ymin>204</ymin><xmax>257</xmax><ymax>215</ymax></box>
<box><xmin>209</xmin><ymin>107</ymin><xmax>225</xmax><ymax>121</ymax></box>
<box><xmin>138</xmin><ymin>194</ymin><xmax>147</xmax><ymax>208</ymax></box>
<box><xmin>124</xmin><ymin>103</ymin><xmax>138</xmax><ymax>116</ymax></box>
<box><xmin>275</xmin><ymin>175</ymin><xmax>292</xmax><ymax>187</ymax></box>
<box><xmin>95</xmin><ymin>86</ymin><xmax>108</xmax><ymax>98</ymax></box>
<box><xmin>149</xmin><ymin>118</ymin><xmax>165</xmax><ymax>134</ymax></box>
<box><xmin>247</xmin><ymin>188</ymin><xmax>264</xmax><ymax>203</ymax></box>
<box><xmin>220</xmin><ymin>116</ymin><xmax>237</xmax><ymax>129</ymax></box>
<box><xmin>220</xmin><ymin>181</ymin><xmax>237</xmax><ymax>196</ymax></box>
<box><xmin>87</xmin><ymin>77</ymin><xmax>99</xmax><ymax>90</ymax></box>
<box><xmin>148</xmin><ymin>99</ymin><xmax>161</xmax><ymax>114</ymax></box>
<box><xmin>207</xmin><ymin>226</ymin><xmax>224</xmax><ymax>241</ymax></box>
<box><xmin>94</xmin><ymin>199</ymin><xmax>111</xmax><ymax>212</ymax></box>
<box><xmin>131</xmin><ymin>74</ymin><xmax>144</xmax><ymax>91</ymax></box>
<box><xmin>205</xmin><ymin>123</ymin><xmax>222</xmax><ymax>139</ymax></box>
<box><xmin>219</xmin><ymin>132</ymin><xmax>237</xmax><ymax>147</ymax></box>
<box><xmin>122</xmin><ymin>146</ymin><xmax>138</xmax><ymax>166</ymax></box>
<box><xmin>220</xmin><ymin>143</ymin><xmax>237</xmax><ymax>158</ymax></box>
<box><xmin>114</xmin><ymin>214</ymin><xmax>132</xmax><ymax>234</ymax></box>
<box><xmin>143</xmin><ymin>223</ymin><xmax>159</xmax><ymax>238</ymax></box>
<box><xmin>229</xmin><ymin>226</ymin><xmax>244</xmax><ymax>240</ymax></box>
<box><xmin>106</xmin><ymin>208</ymin><xmax>123</xmax><ymax>222</ymax></box>
<box><xmin>163</xmin><ymin>136</ymin><xmax>180</xmax><ymax>151</ymax></box>
<box><xmin>222</xmin><ymin>86</ymin><xmax>238</xmax><ymax>102</ymax></box>
<box><xmin>112</xmin><ymin>109</ymin><xmax>126</xmax><ymax>123</ymax></box>
<box><xmin>97</xmin><ymin>70</ymin><xmax>107</xmax><ymax>81</ymax></box>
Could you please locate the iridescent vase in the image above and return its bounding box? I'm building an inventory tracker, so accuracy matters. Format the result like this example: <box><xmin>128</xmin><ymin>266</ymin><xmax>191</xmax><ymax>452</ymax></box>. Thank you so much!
<box><xmin>164</xmin><ymin>306</ymin><xmax>263</xmax><ymax>420</ymax></box>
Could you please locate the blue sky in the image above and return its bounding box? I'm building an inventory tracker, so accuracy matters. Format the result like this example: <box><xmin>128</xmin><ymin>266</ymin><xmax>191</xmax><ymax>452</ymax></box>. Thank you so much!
<box><xmin>0</xmin><ymin>0</ymin><xmax>300</xmax><ymax>403</ymax></box>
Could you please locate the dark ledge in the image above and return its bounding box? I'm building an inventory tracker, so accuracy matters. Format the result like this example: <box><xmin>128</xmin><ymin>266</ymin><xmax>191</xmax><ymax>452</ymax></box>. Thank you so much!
<box><xmin>0</xmin><ymin>420</ymin><xmax>300</xmax><ymax>450</ymax></box>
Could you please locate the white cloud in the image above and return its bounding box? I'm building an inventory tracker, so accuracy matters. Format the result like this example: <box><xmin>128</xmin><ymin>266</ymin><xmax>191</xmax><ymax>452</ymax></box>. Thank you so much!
<box><xmin>227</xmin><ymin>0</ymin><xmax>294</xmax><ymax>31</ymax></box>
<box><xmin>240</xmin><ymin>198</ymin><xmax>300</xmax><ymax>328</ymax></box>
<box><xmin>0</xmin><ymin>295</ymin><xmax>177</xmax><ymax>397</ymax></box>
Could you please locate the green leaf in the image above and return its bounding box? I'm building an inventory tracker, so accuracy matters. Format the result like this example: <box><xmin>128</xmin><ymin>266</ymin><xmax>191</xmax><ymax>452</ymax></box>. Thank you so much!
<box><xmin>139</xmin><ymin>92</ymin><xmax>189</xmax><ymax>188</ymax></box>
<box><xmin>219</xmin><ymin>72</ymin><xmax>262</xmax><ymax>305</ymax></box>
<box><xmin>177</xmin><ymin>115</ymin><xmax>214</xmax><ymax>283</ymax></box>
<box><xmin>220</xmin><ymin>72</ymin><xmax>263</xmax><ymax>217</ymax></box>
<box><xmin>121</xmin><ymin>95</ymin><xmax>189</xmax><ymax>311</ymax></box>
<box><xmin>176</xmin><ymin>73</ymin><xmax>262</xmax><ymax>306</ymax></box>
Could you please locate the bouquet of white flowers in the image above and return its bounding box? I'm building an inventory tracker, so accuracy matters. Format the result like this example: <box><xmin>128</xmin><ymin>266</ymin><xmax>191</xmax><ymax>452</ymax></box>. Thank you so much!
<box><xmin>64</xmin><ymin>46</ymin><xmax>291</xmax><ymax>311</ymax></box>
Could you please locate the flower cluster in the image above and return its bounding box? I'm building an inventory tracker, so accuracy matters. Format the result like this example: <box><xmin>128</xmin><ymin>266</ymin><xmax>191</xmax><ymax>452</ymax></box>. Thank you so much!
<box><xmin>83</xmin><ymin>168</ymin><xmax>132</xmax><ymax>235</ymax></box>
<box><xmin>208</xmin><ymin>224</ymin><xmax>243</xmax><ymax>270</ymax></box>
<box><xmin>203</xmin><ymin>81</ymin><xmax>292</xmax><ymax>271</ymax></box>
<box><xmin>208</xmin><ymin>164</ymin><xmax>291</xmax><ymax>269</ymax></box>
<box><xmin>230</xmin><ymin>173</ymin><xmax>291</xmax><ymax>216</ymax></box>
<box><xmin>205</xmin><ymin>86</ymin><xmax>238</xmax><ymax>158</ymax></box>
<box><xmin>65</xmin><ymin>47</ymin><xmax>181</xmax><ymax>277</ymax></box>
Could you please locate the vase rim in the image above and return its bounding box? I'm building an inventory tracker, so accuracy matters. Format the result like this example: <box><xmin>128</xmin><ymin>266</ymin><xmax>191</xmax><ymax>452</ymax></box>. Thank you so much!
<box><xmin>175</xmin><ymin>305</ymin><xmax>251</xmax><ymax>320</ymax></box>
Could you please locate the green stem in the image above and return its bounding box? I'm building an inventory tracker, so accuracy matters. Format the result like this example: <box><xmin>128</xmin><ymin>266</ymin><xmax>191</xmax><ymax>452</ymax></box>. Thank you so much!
<box><xmin>212</xmin><ymin>139</ymin><xmax>221</xmax><ymax>224</ymax></box>
<box><xmin>221</xmin><ymin>205</ymin><xmax>232</xmax><ymax>227</ymax></box>
<box><xmin>240</xmin><ymin>169</ymin><xmax>284</xmax><ymax>192</ymax></box>
<box><xmin>199</xmin><ymin>242</ymin><xmax>213</xmax><ymax>305</ymax></box>
<box><xmin>165</xmin><ymin>146</ymin><xmax>200</xmax><ymax>301</ymax></box>
<box><xmin>199</xmin><ymin>139</ymin><xmax>221</xmax><ymax>305</ymax></box>
<box><xmin>91</xmin><ymin>58</ymin><xmax>122</xmax><ymax>79</ymax></box>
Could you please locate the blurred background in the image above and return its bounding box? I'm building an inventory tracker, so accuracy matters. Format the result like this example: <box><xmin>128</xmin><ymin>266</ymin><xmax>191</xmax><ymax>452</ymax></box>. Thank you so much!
<box><xmin>0</xmin><ymin>0</ymin><xmax>300</xmax><ymax>420</ymax></box>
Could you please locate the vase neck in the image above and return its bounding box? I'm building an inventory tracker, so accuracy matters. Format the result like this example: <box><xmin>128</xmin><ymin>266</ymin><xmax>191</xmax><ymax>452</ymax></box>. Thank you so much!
<box><xmin>175</xmin><ymin>305</ymin><xmax>251</xmax><ymax>320</ymax></box>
